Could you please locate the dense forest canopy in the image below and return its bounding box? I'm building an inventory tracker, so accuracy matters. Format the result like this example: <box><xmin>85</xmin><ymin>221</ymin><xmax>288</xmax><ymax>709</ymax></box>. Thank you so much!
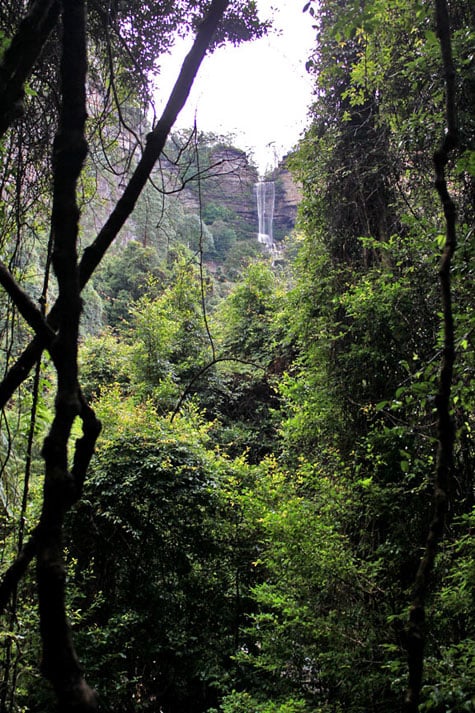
<box><xmin>0</xmin><ymin>0</ymin><xmax>474</xmax><ymax>712</ymax></box>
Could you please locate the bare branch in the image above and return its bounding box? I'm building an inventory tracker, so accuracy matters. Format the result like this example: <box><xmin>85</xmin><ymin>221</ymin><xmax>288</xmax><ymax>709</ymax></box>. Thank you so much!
<box><xmin>0</xmin><ymin>262</ymin><xmax>55</xmax><ymax>342</ymax></box>
<box><xmin>0</xmin><ymin>535</ymin><xmax>37</xmax><ymax>615</ymax></box>
<box><xmin>0</xmin><ymin>339</ymin><xmax>45</xmax><ymax>407</ymax></box>
<box><xmin>0</xmin><ymin>0</ymin><xmax>60</xmax><ymax>138</ymax></box>
<box><xmin>1</xmin><ymin>3</ymin><xmax>230</xmax><ymax>706</ymax></box>
<box><xmin>71</xmin><ymin>392</ymin><xmax>102</xmax><ymax>497</ymax></box>
<box><xmin>34</xmin><ymin>0</ymin><xmax>97</xmax><ymax>707</ymax></box>
<box><xmin>0</xmin><ymin>0</ymin><xmax>230</xmax><ymax>410</ymax></box>
<box><xmin>78</xmin><ymin>0</ymin><xmax>230</xmax><ymax>286</ymax></box>
<box><xmin>171</xmin><ymin>356</ymin><xmax>267</xmax><ymax>422</ymax></box>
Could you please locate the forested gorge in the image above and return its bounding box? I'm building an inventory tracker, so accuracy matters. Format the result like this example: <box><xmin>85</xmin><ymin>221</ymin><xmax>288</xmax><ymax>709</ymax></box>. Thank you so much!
<box><xmin>0</xmin><ymin>0</ymin><xmax>473</xmax><ymax>711</ymax></box>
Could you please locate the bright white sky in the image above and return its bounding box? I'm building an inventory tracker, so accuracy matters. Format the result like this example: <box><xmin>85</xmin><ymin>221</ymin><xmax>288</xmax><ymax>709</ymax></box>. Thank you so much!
<box><xmin>154</xmin><ymin>1</ymin><xmax>316</xmax><ymax>176</ymax></box>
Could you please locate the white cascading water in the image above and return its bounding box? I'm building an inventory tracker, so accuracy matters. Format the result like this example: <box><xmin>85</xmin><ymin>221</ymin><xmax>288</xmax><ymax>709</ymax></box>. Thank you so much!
<box><xmin>256</xmin><ymin>181</ymin><xmax>275</xmax><ymax>251</ymax></box>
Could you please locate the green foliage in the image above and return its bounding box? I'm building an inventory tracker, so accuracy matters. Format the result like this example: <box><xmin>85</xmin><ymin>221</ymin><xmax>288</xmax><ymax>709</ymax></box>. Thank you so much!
<box><xmin>222</xmin><ymin>239</ymin><xmax>262</xmax><ymax>281</ymax></box>
<box><xmin>0</xmin><ymin>1</ymin><xmax>269</xmax><ymax>710</ymax></box>
<box><xmin>3</xmin><ymin>1</ymin><xmax>474</xmax><ymax>710</ymax></box>
<box><xmin>127</xmin><ymin>260</ymin><xmax>212</xmax><ymax>406</ymax></box>
<box><xmin>209</xmin><ymin>690</ymin><xmax>308</xmax><ymax>713</ymax></box>
<box><xmin>272</xmin><ymin>2</ymin><xmax>475</xmax><ymax>711</ymax></box>
<box><xmin>80</xmin><ymin>282</ymin><xmax>105</xmax><ymax>336</ymax></box>
<box><xmin>176</xmin><ymin>213</ymin><xmax>215</xmax><ymax>256</ymax></box>
<box><xmin>96</xmin><ymin>240</ymin><xmax>164</xmax><ymax>328</ymax></box>
<box><xmin>216</xmin><ymin>262</ymin><xmax>282</xmax><ymax>363</ymax></box>
<box><xmin>190</xmin><ymin>262</ymin><xmax>291</xmax><ymax>460</ymax></box>
<box><xmin>66</xmin><ymin>405</ymin><xmax>262</xmax><ymax>712</ymax></box>
<box><xmin>67</xmin><ymin>2</ymin><xmax>475</xmax><ymax>711</ymax></box>
<box><xmin>419</xmin><ymin>508</ymin><xmax>475</xmax><ymax>713</ymax></box>
<box><xmin>202</xmin><ymin>203</ymin><xmax>236</xmax><ymax>226</ymax></box>
<box><xmin>79</xmin><ymin>329</ymin><xmax>133</xmax><ymax>401</ymax></box>
<box><xmin>217</xmin><ymin>457</ymin><xmax>395</xmax><ymax>713</ymax></box>
<box><xmin>209</xmin><ymin>220</ymin><xmax>237</xmax><ymax>261</ymax></box>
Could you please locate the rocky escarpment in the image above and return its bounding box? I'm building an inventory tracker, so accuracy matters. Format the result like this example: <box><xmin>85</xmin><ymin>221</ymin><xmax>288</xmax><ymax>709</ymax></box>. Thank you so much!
<box><xmin>199</xmin><ymin>146</ymin><xmax>259</xmax><ymax>240</ymax></box>
<box><xmin>202</xmin><ymin>151</ymin><xmax>302</xmax><ymax>244</ymax></box>
<box><xmin>172</xmin><ymin>144</ymin><xmax>301</xmax><ymax>245</ymax></box>
<box><xmin>269</xmin><ymin>162</ymin><xmax>302</xmax><ymax>242</ymax></box>
<box><xmin>86</xmin><ymin>134</ymin><xmax>301</xmax><ymax>265</ymax></box>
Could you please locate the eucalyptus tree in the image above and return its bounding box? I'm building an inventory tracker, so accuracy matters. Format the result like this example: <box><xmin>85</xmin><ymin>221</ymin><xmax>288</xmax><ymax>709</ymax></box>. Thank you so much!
<box><xmin>0</xmin><ymin>0</ymin><xmax>266</xmax><ymax>709</ymax></box>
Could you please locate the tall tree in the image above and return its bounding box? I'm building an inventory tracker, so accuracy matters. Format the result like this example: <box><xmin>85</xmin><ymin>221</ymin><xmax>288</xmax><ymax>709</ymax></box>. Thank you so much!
<box><xmin>235</xmin><ymin>0</ymin><xmax>474</xmax><ymax>711</ymax></box>
<box><xmin>0</xmin><ymin>0</ymin><xmax>265</xmax><ymax>709</ymax></box>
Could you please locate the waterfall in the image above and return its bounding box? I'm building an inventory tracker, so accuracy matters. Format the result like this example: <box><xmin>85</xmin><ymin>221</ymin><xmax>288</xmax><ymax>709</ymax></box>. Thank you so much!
<box><xmin>256</xmin><ymin>181</ymin><xmax>275</xmax><ymax>251</ymax></box>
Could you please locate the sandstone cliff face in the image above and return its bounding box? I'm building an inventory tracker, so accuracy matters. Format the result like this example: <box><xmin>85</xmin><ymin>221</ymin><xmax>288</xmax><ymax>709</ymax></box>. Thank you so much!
<box><xmin>203</xmin><ymin>146</ymin><xmax>259</xmax><ymax>240</ymax></box>
<box><xmin>270</xmin><ymin>163</ymin><xmax>302</xmax><ymax>242</ymax></box>
<box><xmin>162</xmin><ymin>145</ymin><xmax>258</xmax><ymax>241</ymax></box>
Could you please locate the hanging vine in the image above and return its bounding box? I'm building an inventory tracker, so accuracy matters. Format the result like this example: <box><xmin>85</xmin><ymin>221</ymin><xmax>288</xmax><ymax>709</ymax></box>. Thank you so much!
<box><xmin>404</xmin><ymin>1</ymin><xmax>459</xmax><ymax>710</ymax></box>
